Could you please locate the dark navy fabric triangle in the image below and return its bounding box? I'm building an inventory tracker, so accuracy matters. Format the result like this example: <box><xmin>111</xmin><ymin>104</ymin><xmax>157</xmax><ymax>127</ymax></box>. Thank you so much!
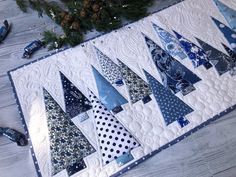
<box><xmin>152</xmin><ymin>23</ymin><xmax>187</xmax><ymax>60</ymax></box>
<box><xmin>196</xmin><ymin>38</ymin><xmax>232</xmax><ymax>75</ymax></box>
<box><xmin>173</xmin><ymin>31</ymin><xmax>212</xmax><ymax>69</ymax></box>
<box><xmin>92</xmin><ymin>66</ymin><xmax>128</xmax><ymax>114</ymax></box>
<box><xmin>143</xmin><ymin>70</ymin><xmax>193</xmax><ymax>127</ymax></box>
<box><xmin>222</xmin><ymin>43</ymin><xmax>236</xmax><ymax>75</ymax></box>
<box><xmin>143</xmin><ymin>34</ymin><xmax>201</xmax><ymax>96</ymax></box>
<box><xmin>60</xmin><ymin>72</ymin><xmax>92</xmax><ymax>120</ymax></box>
<box><xmin>222</xmin><ymin>43</ymin><xmax>236</xmax><ymax>62</ymax></box>
<box><xmin>213</xmin><ymin>0</ymin><xmax>236</xmax><ymax>31</ymax></box>
<box><xmin>212</xmin><ymin>17</ymin><xmax>236</xmax><ymax>53</ymax></box>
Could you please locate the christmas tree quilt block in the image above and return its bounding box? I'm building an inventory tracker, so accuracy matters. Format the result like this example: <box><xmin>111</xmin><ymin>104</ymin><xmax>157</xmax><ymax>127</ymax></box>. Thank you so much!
<box><xmin>143</xmin><ymin>34</ymin><xmax>201</xmax><ymax>96</ymax></box>
<box><xmin>213</xmin><ymin>0</ymin><xmax>236</xmax><ymax>31</ymax></box>
<box><xmin>43</xmin><ymin>88</ymin><xmax>96</xmax><ymax>176</ymax></box>
<box><xmin>60</xmin><ymin>72</ymin><xmax>92</xmax><ymax>122</ymax></box>
<box><xmin>8</xmin><ymin>0</ymin><xmax>236</xmax><ymax>177</ymax></box>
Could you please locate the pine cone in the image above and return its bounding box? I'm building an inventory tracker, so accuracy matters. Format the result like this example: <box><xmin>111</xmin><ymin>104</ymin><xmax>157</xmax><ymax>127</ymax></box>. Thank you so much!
<box><xmin>59</xmin><ymin>11</ymin><xmax>68</xmax><ymax>18</ymax></box>
<box><xmin>92</xmin><ymin>4</ymin><xmax>100</xmax><ymax>12</ymax></box>
<box><xmin>83</xmin><ymin>0</ymin><xmax>91</xmax><ymax>9</ymax></box>
<box><xmin>80</xmin><ymin>9</ymin><xmax>86</xmax><ymax>18</ymax></box>
<box><xmin>61</xmin><ymin>19</ymin><xmax>69</xmax><ymax>27</ymax></box>
<box><xmin>91</xmin><ymin>13</ymin><xmax>100</xmax><ymax>21</ymax></box>
<box><xmin>64</xmin><ymin>14</ymin><xmax>73</xmax><ymax>23</ymax></box>
<box><xmin>70</xmin><ymin>21</ymin><xmax>80</xmax><ymax>31</ymax></box>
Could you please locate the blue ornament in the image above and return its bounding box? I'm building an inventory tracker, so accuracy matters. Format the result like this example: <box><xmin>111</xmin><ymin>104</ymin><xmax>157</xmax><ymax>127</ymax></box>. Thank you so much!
<box><xmin>22</xmin><ymin>40</ymin><xmax>44</xmax><ymax>59</ymax></box>
<box><xmin>0</xmin><ymin>20</ymin><xmax>10</xmax><ymax>43</ymax></box>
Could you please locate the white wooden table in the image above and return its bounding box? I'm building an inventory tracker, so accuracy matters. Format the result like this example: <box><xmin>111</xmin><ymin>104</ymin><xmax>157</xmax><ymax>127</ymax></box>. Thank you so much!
<box><xmin>0</xmin><ymin>1</ymin><xmax>236</xmax><ymax>177</ymax></box>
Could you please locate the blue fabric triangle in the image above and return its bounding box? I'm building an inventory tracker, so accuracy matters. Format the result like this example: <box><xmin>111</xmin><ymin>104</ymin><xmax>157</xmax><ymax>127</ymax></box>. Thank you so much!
<box><xmin>143</xmin><ymin>34</ymin><xmax>201</xmax><ymax>96</ymax></box>
<box><xmin>213</xmin><ymin>0</ymin><xmax>236</xmax><ymax>31</ymax></box>
<box><xmin>143</xmin><ymin>70</ymin><xmax>193</xmax><ymax>126</ymax></box>
<box><xmin>196</xmin><ymin>38</ymin><xmax>233</xmax><ymax>75</ymax></box>
<box><xmin>92</xmin><ymin>66</ymin><xmax>128</xmax><ymax>112</ymax></box>
<box><xmin>60</xmin><ymin>72</ymin><xmax>92</xmax><ymax>119</ymax></box>
<box><xmin>173</xmin><ymin>31</ymin><xmax>212</xmax><ymax>69</ymax></box>
<box><xmin>152</xmin><ymin>23</ymin><xmax>187</xmax><ymax>59</ymax></box>
<box><xmin>212</xmin><ymin>17</ymin><xmax>236</xmax><ymax>53</ymax></box>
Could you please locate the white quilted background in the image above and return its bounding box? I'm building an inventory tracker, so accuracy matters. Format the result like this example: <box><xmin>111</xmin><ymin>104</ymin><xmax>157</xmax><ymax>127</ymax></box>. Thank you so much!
<box><xmin>10</xmin><ymin>0</ymin><xmax>236</xmax><ymax>176</ymax></box>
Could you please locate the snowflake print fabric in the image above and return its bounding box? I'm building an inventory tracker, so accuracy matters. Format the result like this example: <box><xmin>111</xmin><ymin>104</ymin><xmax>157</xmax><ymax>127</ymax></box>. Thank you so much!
<box><xmin>144</xmin><ymin>70</ymin><xmax>193</xmax><ymax>126</ymax></box>
<box><xmin>88</xmin><ymin>90</ymin><xmax>139</xmax><ymax>166</ymax></box>
<box><xmin>60</xmin><ymin>72</ymin><xmax>92</xmax><ymax>119</ymax></box>
<box><xmin>43</xmin><ymin>89</ymin><xmax>96</xmax><ymax>176</ymax></box>
<box><xmin>94</xmin><ymin>47</ymin><xmax>124</xmax><ymax>86</ymax></box>
<box><xmin>117</xmin><ymin>59</ymin><xmax>152</xmax><ymax>104</ymax></box>
<box><xmin>173</xmin><ymin>31</ymin><xmax>212</xmax><ymax>69</ymax></box>
<box><xmin>212</xmin><ymin>17</ymin><xmax>236</xmax><ymax>53</ymax></box>
<box><xmin>213</xmin><ymin>0</ymin><xmax>236</xmax><ymax>31</ymax></box>
<box><xmin>152</xmin><ymin>23</ymin><xmax>187</xmax><ymax>59</ymax></box>
<box><xmin>196</xmin><ymin>38</ymin><xmax>234</xmax><ymax>76</ymax></box>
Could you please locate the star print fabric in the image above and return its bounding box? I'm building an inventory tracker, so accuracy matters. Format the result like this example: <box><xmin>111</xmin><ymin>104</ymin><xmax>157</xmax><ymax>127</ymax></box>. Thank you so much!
<box><xmin>60</xmin><ymin>72</ymin><xmax>92</xmax><ymax>119</ymax></box>
<box><xmin>92</xmin><ymin>66</ymin><xmax>128</xmax><ymax>114</ymax></box>
<box><xmin>143</xmin><ymin>34</ymin><xmax>201</xmax><ymax>96</ymax></box>
<box><xmin>152</xmin><ymin>23</ymin><xmax>187</xmax><ymax>60</ymax></box>
<box><xmin>174</xmin><ymin>31</ymin><xmax>212</xmax><ymax>69</ymax></box>
<box><xmin>196</xmin><ymin>38</ymin><xmax>234</xmax><ymax>76</ymax></box>
<box><xmin>144</xmin><ymin>70</ymin><xmax>193</xmax><ymax>126</ymax></box>
<box><xmin>213</xmin><ymin>0</ymin><xmax>236</xmax><ymax>31</ymax></box>
<box><xmin>43</xmin><ymin>89</ymin><xmax>96</xmax><ymax>176</ymax></box>
<box><xmin>94</xmin><ymin>47</ymin><xmax>124</xmax><ymax>86</ymax></box>
<box><xmin>212</xmin><ymin>17</ymin><xmax>236</xmax><ymax>53</ymax></box>
<box><xmin>117</xmin><ymin>59</ymin><xmax>152</xmax><ymax>104</ymax></box>
<box><xmin>88</xmin><ymin>90</ymin><xmax>139</xmax><ymax>166</ymax></box>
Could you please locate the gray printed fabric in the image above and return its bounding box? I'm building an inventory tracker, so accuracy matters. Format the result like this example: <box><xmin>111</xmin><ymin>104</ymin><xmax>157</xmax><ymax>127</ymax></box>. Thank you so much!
<box><xmin>95</xmin><ymin>47</ymin><xmax>123</xmax><ymax>85</ymax></box>
<box><xmin>43</xmin><ymin>89</ymin><xmax>96</xmax><ymax>176</ymax></box>
<box><xmin>117</xmin><ymin>59</ymin><xmax>152</xmax><ymax>104</ymax></box>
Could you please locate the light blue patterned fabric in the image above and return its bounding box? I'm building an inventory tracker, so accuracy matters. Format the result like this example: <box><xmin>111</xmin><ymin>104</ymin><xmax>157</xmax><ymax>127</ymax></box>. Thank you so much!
<box><xmin>213</xmin><ymin>0</ymin><xmax>236</xmax><ymax>31</ymax></box>
<box><xmin>152</xmin><ymin>23</ymin><xmax>187</xmax><ymax>59</ymax></box>
<box><xmin>212</xmin><ymin>17</ymin><xmax>236</xmax><ymax>53</ymax></box>
<box><xmin>115</xmin><ymin>151</ymin><xmax>134</xmax><ymax>167</ymax></box>
<box><xmin>92</xmin><ymin>66</ymin><xmax>128</xmax><ymax>113</ymax></box>
<box><xmin>144</xmin><ymin>70</ymin><xmax>193</xmax><ymax>126</ymax></box>
<box><xmin>174</xmin><ymin>31</ymin><xmax>212</xmax><ymax>69</ymax></box>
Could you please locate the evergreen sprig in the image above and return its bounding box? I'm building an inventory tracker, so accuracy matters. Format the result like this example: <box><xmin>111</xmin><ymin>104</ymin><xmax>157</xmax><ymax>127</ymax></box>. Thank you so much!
<box><xmin>16</xmin><ymin>0</ymin><xmax>154</xmax><ymax>50</ymax></box>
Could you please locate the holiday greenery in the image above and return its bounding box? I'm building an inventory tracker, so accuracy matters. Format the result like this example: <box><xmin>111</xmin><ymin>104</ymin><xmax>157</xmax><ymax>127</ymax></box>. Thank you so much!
<box><xmin>16</xmin><ymin>0</ymin><xmax>153</xmax><ymax>50</ymax></box>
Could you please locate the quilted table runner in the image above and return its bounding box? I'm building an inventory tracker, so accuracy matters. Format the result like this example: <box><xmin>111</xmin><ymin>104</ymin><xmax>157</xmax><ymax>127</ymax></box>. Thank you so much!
<box><xmin>8</xmin><ymin>0</ymin><xmax>236</xmax><ymax>176</ymax></box>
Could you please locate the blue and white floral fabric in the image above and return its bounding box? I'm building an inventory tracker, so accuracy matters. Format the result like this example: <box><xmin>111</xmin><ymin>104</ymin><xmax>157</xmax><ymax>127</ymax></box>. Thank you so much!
<box><xmin>174</xmin><ymin>31</ymin><xmax>213</xmax><ymax>69</ymax></box>
<box><xmin>152</xmin><ymin>23</ymin><xmax>187</xmax><ymax>60</ymax></box>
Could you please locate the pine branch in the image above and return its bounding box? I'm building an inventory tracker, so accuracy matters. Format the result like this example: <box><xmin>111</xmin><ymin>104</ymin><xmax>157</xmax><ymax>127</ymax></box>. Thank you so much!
<box><xmin>16</xmin><ymin>0</ymin><xmax>28</xmax><ymax>12</ymax></box>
